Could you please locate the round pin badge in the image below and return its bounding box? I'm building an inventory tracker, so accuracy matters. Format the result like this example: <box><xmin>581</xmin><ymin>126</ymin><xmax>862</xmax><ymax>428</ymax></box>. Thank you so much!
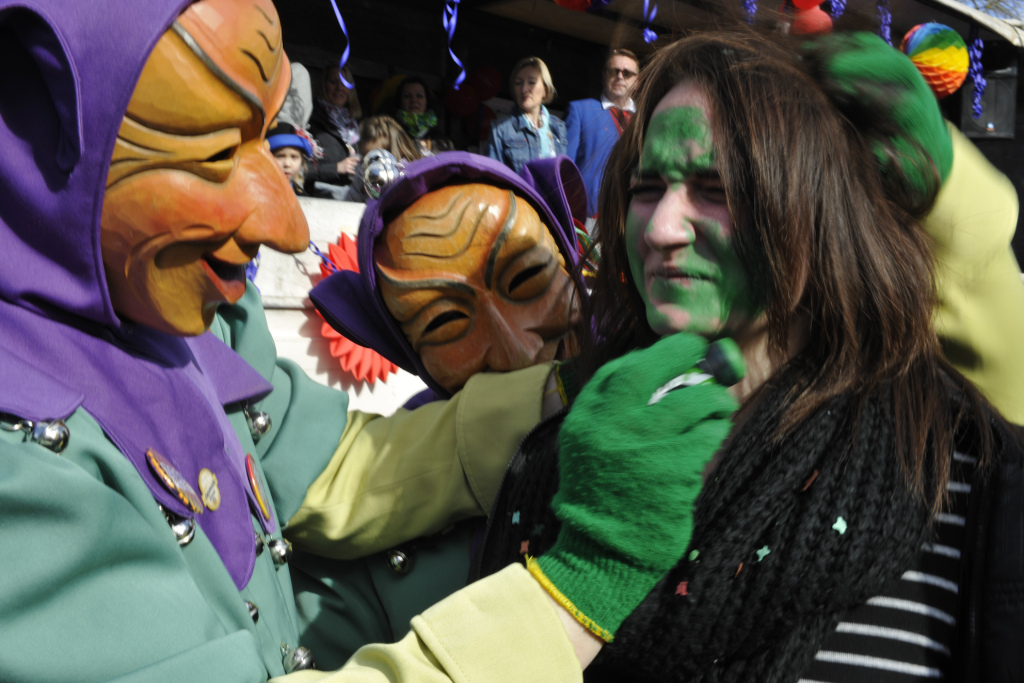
<box><xmin>198</xmin><ymin>468</ymin><xmax>221</xmax><ymax>511</ymax></box>
<box><xmin>245</xmin><ymin>453</ymin><xmax>271</xmax><ymax>521</ymax></box>
<box><xmin>146</xmin><ymin>448</ymin><xmax>204</xmax><ymax>514</ymax></box>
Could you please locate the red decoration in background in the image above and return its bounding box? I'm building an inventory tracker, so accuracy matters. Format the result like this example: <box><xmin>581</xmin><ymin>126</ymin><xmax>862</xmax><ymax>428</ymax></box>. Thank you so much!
<box><xmin>552</xmin><ymin>0</ymin><xmax>592</xmax><ymax>10</ymax></box>
<box><xmin>446</xmin><ymin>82</ymin><xmax>480</xmax><ymax>118</ymax></box>
<box><xmin>791</xmin><ymin>0</ymin><xmax>821</xmax><ymax>11</ymax></box>
<box><xmin>478</xmin><ymin>104</ymin><xmax>497</xmax><ymax>141</ymax></box>
<box><xmin>791</xmin><ymin>5</ymin><xmax>832</xmax><ymax>34</ymax></box>
<box><xmin>317</xmin><ymin>234</ymin><xmax>400</xmax><ymax>385</ymax></box>
<box><xmin>467</xmin><ymin>66</ymin><xmax>502</xmax><ymax>101</ymax></box>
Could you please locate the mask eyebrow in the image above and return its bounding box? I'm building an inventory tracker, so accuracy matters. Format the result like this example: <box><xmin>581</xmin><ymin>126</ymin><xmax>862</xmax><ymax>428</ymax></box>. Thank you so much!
<box><xmin>375</xmin><ymin>264</ymin><xmax>475</xmax><ymax>297</ymax></box>
<box><xmin>171</xmin><ymin>21</ymin><xmax>265</xmax><ymax>123</ymax></box>
<box><xmin>484</xmin><ymin>190</ymin><xmax>517</xmax><ymax>288</ymax></box>
<box><xmin>398</xmin><ymin>195</ymin><xmax>483</xmax><ymax>259</ymax></box>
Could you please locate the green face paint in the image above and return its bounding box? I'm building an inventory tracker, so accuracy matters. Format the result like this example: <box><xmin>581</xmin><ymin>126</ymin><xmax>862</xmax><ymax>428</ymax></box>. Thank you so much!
<box><xmin>643</xmin><ymin>106</ymin><xmax>714</xmax><ymax>182</ymax></box>
<box><xmin>625</xmin><ymin>102</ymin><xmax>758</xmax><ymax>340</ymax></box>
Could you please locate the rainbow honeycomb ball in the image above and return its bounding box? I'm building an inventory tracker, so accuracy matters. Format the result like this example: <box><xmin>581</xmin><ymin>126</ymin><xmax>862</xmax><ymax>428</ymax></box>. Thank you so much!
<box><xmin>900</xmin><ymin>23</ymin><xmax>968</xmax><ymax>99</ymax></box>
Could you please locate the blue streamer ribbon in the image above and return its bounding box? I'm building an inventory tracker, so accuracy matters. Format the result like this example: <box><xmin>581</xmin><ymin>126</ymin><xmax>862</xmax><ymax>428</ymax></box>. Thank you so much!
<box><xmin>244</xmin><ymin>252</ymin><xmax>260</xmax><ymax>283</ymax></box>
<box><xmin>743</xmin><ymin>0</ymin><xmax>757</xmax><ymax>23</ymax></box>
<box><xmin>877</xmin><ymin>0</ymin><xmax>892</xmax><ymax>45</ymax></box>
<box><xmin>643</xmin><ymin>0</ymin><xmax>658</xmax><ymax>43</ymax></box>
<box><xmin>327</xmin><ymin>0</ymin><xmax>354</xmax><ymax>88</ymax></box>
<box><xmin>444</xmin><ymin>1</ymin><xmax>467</xmax><ymax>90</ymax></box>
<box><xmin>968</xmin><ymin>27</ymin><xmax>987</xmax><ymax>120</ymax></box>
<box><xmin>309</xmin><ymin>242</ymin><xmax>339</xmax><ymax>273</ymax></box>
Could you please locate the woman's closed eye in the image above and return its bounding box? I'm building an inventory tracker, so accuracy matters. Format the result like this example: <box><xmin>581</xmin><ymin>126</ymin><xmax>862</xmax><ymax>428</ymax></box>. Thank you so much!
<box><xmin>693</xmin><ymin>176</ymin><xmax>727</xmax><ymax>204</ymax></box>
<box><xmin>627</xmin><ymin>179</ymin><xmax>666</xmax><ymax>203</ymax></box>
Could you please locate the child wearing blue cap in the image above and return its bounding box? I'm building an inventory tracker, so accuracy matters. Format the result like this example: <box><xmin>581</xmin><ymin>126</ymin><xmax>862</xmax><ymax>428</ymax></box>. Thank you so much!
<box><xmin>268</xmin><ymin>122</ymin><xmax>331</xmax><ymax>198</ymax></box>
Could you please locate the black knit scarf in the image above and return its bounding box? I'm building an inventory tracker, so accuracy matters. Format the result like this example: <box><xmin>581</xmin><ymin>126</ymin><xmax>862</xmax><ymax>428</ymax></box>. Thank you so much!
<box><xmin>473</xmin><ymin>368</ymin><xmax>935</xmax><ymax>682</ymax></box>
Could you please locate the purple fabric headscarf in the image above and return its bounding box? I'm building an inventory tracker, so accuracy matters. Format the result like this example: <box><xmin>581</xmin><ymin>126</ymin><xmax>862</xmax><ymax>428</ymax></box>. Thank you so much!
<box><xmin>311</xmin><ymin>151</ymin><xmax>589</xmax><ymax>399</ymax></box>
<box><xmin>0</xmin><ymin>0</ymin><xmax>279</xmax><ymax>589</ymax></box>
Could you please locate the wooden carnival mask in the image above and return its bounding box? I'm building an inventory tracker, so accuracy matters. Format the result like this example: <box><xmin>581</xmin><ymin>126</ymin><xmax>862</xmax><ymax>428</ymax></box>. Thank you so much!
<box><xmin>375</xmin><ymin>184</ymin><xmax>577</xmax><ymax>394</ymax></box>
<box><xmin>100</xmin><ymin>0</ymin><xmax>308</xmax><ymax>335</ymax></box>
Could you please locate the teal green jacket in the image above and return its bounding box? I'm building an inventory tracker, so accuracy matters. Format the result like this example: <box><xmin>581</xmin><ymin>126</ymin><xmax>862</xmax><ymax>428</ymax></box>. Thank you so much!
<box><xmin>0</xmin><ymin>284</ymin><xmax>553</xmax><ymax>681</ymax></box>
<box><xmin>0</xmin><ymin>286</ymin><xmax>347</xmax><ymax>682</ymax></box>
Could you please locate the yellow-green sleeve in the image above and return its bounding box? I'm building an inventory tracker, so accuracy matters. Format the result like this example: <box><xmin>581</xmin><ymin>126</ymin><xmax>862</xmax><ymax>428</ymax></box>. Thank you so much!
<box><xmin>286</xmin><ymin>363</ymin><xmax>552</xmax><ymax>558</ymax></box>
<box><xmin>273</xmin><ymin>564</ymin><xmax>581</xmax><ymax>683</ymax></box>
<box><xmin>928</xmin><ymin>124</ymin><xmax>1024</xmax><ymax>424</ymax></box>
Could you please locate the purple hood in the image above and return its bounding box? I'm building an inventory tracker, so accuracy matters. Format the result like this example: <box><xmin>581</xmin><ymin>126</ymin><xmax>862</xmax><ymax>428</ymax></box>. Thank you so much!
<box><xmin>311</xmin><ymin>152</ymin><xmax>589</xmax><ymax>398</ymax></box>
<box><xmin>0</xmin><ymin>0</ymin><xmax>281</xmax><ymax>589</ymax></box>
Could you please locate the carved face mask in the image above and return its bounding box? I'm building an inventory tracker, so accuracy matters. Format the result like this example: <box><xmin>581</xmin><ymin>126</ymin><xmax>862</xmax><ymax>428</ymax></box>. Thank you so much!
<box><xmin>100</xmin><ymin>0</ymin><xmax>308</xmax><ymax>335</ymax></box>
<box><xmin>375</xmin><ymin>184</ymin><xmax>577</xmax><ymax>393</ymax></box>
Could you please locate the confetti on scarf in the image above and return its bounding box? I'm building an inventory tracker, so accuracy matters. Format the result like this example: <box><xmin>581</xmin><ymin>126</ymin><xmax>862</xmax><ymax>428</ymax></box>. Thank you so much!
<box><xmin>832</xmin><ymin>516</ymin><xmax>848</xmax><ymax>534</ymax></box>
<box><xmin>968</xmin><ymin>26</ymin><xmax>987</xmax><ymax>119</ymax></box>
<box><xmin>327</xmin><ymin>0</ymin><xmax>354</xmax><ymax>88</ymax></box>
<box><xmin>443</xmin><ymin>1</ymin><xmax>467</xmax><ymax>90</ymax></box>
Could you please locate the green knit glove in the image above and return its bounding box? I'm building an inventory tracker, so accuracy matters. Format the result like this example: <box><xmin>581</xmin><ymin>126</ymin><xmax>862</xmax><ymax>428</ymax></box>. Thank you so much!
<box><xmin>530</xmin><ymin>333</ymin><xmax>740</xmax><ymax>641</ymax></box>
<box><xmin>801</xmin><ymin>32</ymin><xmax>952</xmax><ymax>208</ymax></box>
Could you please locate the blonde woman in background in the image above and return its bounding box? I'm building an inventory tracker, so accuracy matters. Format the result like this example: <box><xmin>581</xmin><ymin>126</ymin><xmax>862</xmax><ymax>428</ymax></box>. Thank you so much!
<box><xmin>307</xmin><ymin>65</ymin><xmax>362</xmax><ymax>192</ymax></box>
<box><xmin>487</xmin><ymin>56</ymin><xmax>567</xmax><ymax>173</ymax></box>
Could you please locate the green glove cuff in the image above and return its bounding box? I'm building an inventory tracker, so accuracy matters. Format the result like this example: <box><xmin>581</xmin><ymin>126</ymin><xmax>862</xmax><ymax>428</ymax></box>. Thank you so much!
<box><xmin>531</xmin><ymin>529</ymin><xmax>661</xmax><ymax>642</ymax></box>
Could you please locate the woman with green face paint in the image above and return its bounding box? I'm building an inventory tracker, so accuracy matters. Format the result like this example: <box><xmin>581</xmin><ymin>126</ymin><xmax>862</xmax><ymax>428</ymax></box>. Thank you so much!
<box><xmin>475</xmin><ymin>29</ymin><xmax>1024</xmax><ymax>682</ymax></box>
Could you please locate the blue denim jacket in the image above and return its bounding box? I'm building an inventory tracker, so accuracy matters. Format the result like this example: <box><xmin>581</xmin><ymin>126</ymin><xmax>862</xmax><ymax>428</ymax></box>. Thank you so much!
<box><xmin>487</xmin><ymin>108</ymin><xmax>568</xmax><ymax>174</ymax></box>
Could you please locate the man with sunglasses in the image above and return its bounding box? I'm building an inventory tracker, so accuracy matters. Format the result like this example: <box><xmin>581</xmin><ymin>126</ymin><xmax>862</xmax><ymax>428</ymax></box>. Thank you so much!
<box><xmin>564</xmin><ymin>48</ymin><xmax>640</xmax><ymax>218</ymax></box>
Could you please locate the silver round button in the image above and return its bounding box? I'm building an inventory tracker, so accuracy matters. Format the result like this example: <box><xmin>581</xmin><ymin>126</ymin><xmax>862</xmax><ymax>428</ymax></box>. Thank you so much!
<box><xmin>245</xmin><ymin>408</ymin><xmax>271</xmax><ymax>440</ymax></box>
<box><xmin>283</xmin><ymin>645</ymin><xmax>315</xmax><ymax>673</ymax></box>
<box><xmin>245</xmin><ymin>600</ymin><xmax>259</xmax><ymax>624</ymax></box>
<box><xmin>386</xmin><ymin>549</ymin><xmax>411</xmax><ymax>575</ymax></box>
<box><xmin>268</xmin><ymin>538</ymin><xmax>292</xmax><ymax>567</ymax></box>
<box><xmin>159</xmin><ymin>506</ymin><xmax>196</xmax><ymax>546</ymax></box>
<box><xmin>32</xmin><ymin>420</ymin><xmax>70</xmax><ymax>453</ymax></box>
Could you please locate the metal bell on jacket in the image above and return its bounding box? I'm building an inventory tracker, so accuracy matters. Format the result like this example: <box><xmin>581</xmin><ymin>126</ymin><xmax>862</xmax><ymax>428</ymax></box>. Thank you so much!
<box><xmin>268</xmin><ymin>538</ymin><xmax>292</xmax><ymax>567</ymax></box>
<box><xmin>159</xmin><ymin>505</ymin><xmax>196</xmax><ymax>546</ymax></box>
<box><xmin>283</xmin><ymin>645</ymin><xmax>315</xmax><ymax>673</ymax></box>
<box><xmin>243</xmin><ymin>406</ymin><xmax>271</xmax><ymax>441</ymax></box>
<box><xmin>32</xmin><ymin>420</ymin><xmax>70</xmax><ymax>452</ymax></box>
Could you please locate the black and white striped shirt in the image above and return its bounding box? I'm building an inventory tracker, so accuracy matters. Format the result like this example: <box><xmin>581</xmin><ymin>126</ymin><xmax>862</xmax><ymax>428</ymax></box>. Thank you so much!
<box><xmin>799</xmin><ymin>451</ymin><xmax>976</xmax><ymax>682</ymax></box>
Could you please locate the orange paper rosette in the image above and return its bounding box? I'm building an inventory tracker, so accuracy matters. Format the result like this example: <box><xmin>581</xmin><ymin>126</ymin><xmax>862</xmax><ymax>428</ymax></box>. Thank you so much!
<box><xmin>317</xmin><ymin>234</ymin><xmax>400</xmax><ymax>385</ymax></box>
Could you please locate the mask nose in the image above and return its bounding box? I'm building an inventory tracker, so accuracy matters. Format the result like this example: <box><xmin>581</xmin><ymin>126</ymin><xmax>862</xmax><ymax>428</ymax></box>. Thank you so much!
<box><xmin>481</xmin><ymin>306</ymin><xmax>543</xmax><ymax>372</ymax></box>
<box><xmin>232</xmin><ymin>140</ymin><xmax>309</xmax><ymax>254</ymax></box>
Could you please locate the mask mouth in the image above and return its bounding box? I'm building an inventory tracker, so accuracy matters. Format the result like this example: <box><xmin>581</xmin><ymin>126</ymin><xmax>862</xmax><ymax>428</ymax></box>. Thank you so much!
<box><xmin>201</xmin><ymin>254</ymin><xmax>247</xmax><ymax>302</ymax></box>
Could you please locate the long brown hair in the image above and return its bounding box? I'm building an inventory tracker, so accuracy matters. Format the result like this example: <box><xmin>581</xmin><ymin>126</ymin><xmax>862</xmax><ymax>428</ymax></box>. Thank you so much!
<box><xmin>582</xmin><ymin>30</ymin><xmax>990</xmax><ymax>512</ymax></box>
<box><xmin>358</xmin><ymin>115</ymin><xmax>423</xmax><ymax>162</ymax></box>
